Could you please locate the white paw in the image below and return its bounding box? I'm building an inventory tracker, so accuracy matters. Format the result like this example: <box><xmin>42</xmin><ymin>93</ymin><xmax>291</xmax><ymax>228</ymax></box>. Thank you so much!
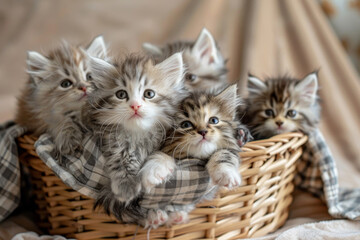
<box><xmin>212</xmin><ymin>165</ymin><xmax>241</xmax><ymax>189</ymax></box>
<box><xmin>145</xmin><ymin>209</ymin><xmax>168</xmax><ymax>229</ymax></box>
<box><xmin>142</xmin><ymin>158</ymin><xmax>176</xmax><ymax>191</ymax></box>
<box><xmin>166</xmin><ymin>211</ymin><xmax>189</xmax><ymax>227</ymax></box>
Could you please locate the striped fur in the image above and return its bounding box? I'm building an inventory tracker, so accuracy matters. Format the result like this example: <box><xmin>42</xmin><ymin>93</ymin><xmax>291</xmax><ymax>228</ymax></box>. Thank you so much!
<box><xmin>88</xmin><ymin>53</ymin><xmax>187</xmax><ymax>208</ymax></box>
<box><xmin>143</xmin><ymin>29</ymin><xmax>252</xmax><ymax>146</ymax></box>
<box><xmin>140</xmin><ymin>85</ymin><xmax>242</xmax><ymax>228</ymax></box>
<box><xmin>98</xmin><ymin>85</ymin><xmax>243</xmax><ymax>228</ymax></box>
<box><xmin>243</xmin><ymin>72</ymin><xmax>320</xmax><ymax>139</ymax></box>
<box><xmin>162</xmin><ymin>85</ymin><xmax>241</xmax><ymax>160</ymax></box>
<box><xmin>143</xmin><ymin>28</ymin><xmax>228</xmax><ymax>92</ymax></box>
<box><xmin>15</xmin><ymin>36</ymin><xmax>107</xmax><ymax>156</ymax></box>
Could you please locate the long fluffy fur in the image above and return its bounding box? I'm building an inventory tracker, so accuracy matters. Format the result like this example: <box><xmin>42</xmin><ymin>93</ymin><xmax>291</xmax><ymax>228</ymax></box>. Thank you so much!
<box><xmin>162</xmin><ymin>85</ymin><xmax>241</xmax><ymax>159</ymax></box>
<box><xmin>89</xmin><ymin>53</ymin><xmax>188</xmax><ymax>218</ymax></box>
<box><xmin>15</xmin><ymin>36</ymin><xmax>107</xmax><ymax>156</ymax></box>
<box><xmin>143</xmin><ymin>28</ymin><xmax>228</xmax><ymax>92</ymax></box>
<box><xmin>243</xmin><ymin>73</ymin><xmax>320</xmax><ymax>139</ymax></box>
<box><xmin>94</xmin><ymin>188</ymin><xmax>147</xmax><ymax>225</ymax></box>
<box><xmin>136</xmin><ymin>85</ymin><xmax>243</xmax><ymax>228</ymax></box>
<box><xmin>143</xmin><ymin>29</ymin><xmax>253</xmax><ymax>147</ymax></box>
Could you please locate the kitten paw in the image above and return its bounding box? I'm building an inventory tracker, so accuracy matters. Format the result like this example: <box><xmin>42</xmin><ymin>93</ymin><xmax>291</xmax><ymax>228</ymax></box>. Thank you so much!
<box><xmin>142</xmin><ymin>157</ymin><xmax>176</xmax><ymax>191</ymax></box>
<box><xmin>112</xmin><ymin>178</ymin><xmax>141</xmax><ymax>203</ymax></box>
<box><xmin>236</xmin><ymin>126</ymin><xmax>253</xmax><ymax>147</ymax></box>
<box><xmin>166</xmin><ymin>211</ymin><xmax>189</xmax><ymax>227</ymax></box>
<box><xmin>212</xmin><ymin>165</ymin><xmax>241</xmax><ymax>189</ymax></box>
<box><xmin>145</xmin><ymin>209</ymin><xmax>168</xmax><ymax>229</ymax></box>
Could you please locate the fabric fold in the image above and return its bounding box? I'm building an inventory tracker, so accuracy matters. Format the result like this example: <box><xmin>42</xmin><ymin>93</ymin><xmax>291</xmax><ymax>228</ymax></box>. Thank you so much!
<box><xmin>295</xmin><ymin>129</ymin><xmax>360</xmax><ymax>220</ymax></box>
<box><xmin>0</xmin><ymin>122</ymin><xmax>26</xmax><ymax>222</ymax></box>
<box><xmin>1</xmin><ymin>121</ymin><xmax>360</xmax><ymax>222</ymax></box>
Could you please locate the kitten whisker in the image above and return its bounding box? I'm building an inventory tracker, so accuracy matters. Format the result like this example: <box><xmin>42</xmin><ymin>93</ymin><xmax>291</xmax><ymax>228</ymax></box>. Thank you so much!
<box><xmin>171</xmin><ymin>142</ymin><xmax>186</xmax><ymax>160</ymax></box>
<box><xmin>186</xmin><ymin>142</ymin><xmax>192</xmax><ymax>160</ymax></box>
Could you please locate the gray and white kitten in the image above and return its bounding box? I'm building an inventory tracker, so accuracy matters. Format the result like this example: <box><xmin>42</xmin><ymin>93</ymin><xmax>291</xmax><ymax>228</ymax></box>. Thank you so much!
<box><xmin>243</xmin><ymin>72</ymin><xmax>320</xmax><ymax>139</ymax></box>
<box><xmin>141</xmin><ymin>85</ymin><xmax>242</xmax><ymax>228</ymax></box>
<box><xmin>144</xmin><ymin>28</ymin><xmax>252</xmax><ymax>147</ymax></box>
<box><xmin>143</xmin><ymin>28</ymin><xmax>227</xmax><ymax>92</ymax></box>
<box><xmin>87</xmin><ymin>53</ymin><xmax>187</xmax><ymax>204</ymax></box>
<box><xmin>16</xmin><ymin>36</ymin><xmax>108</xmax><ymax>156</ymax></box>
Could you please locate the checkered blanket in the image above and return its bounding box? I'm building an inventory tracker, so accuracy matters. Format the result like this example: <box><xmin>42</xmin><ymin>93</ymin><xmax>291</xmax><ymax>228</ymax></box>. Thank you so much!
<box><xmin>0</xmin><ymin>122</ymin><xmax>359</xmax><ymax>222</ymax></box>
<box><xmin>0</xmin><ymin>121</ymin><xmax>26</xmax><ymax>222</ymax></box>
<box><xmin>294</xmin><ymin>129</ymin><xmax>360</xmax><ymax>220</ymax></box>
<box><xmin>35</xmin><ymin>133</ymin><xmax>215</xmax><ymax>212</ymax></box>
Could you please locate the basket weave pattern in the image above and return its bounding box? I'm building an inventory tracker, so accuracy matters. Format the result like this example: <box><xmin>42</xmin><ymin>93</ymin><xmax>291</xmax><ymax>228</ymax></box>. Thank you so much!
<box><xmin>18</xmin><ymin>132</ymin><xmax>307</xmax><ymax>240</ymax></box>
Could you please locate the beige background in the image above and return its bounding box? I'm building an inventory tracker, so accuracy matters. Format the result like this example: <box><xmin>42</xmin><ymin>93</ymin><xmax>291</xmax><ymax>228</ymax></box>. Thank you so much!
<box><xmin>0</xmin><ymin>0</ymin><xmax>359</xmax><ymax>229</ymax></box>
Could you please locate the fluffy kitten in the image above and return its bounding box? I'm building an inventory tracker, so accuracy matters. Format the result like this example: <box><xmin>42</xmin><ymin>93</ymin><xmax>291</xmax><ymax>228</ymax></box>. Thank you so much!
<box><xmin>141</xmin><ymin>84</ymin><xmax>242</xmax><ymax>228</ymax></box>
<box><xmin>15</xmin><ymin>36</ymin><xmax>108</xmax><ymax>155</ymax></box>
<box><xmin>144</xmin><ymin>28</ymin><xmax>252</xmax><ymax>147</ymax></box>
<box><xmin>87</xmin><ymin>53</ymin><xmax>187</xmax><ymax>204</ymax></box>
<box><xmin>243</xmin><ymin>72</ymin><xmax>320</xmax><ymax>139</ymax></box>
<box><xmin>143</xmin><ymin>28</ymin><xmax>227</xmax><ymax>92</ymax></box>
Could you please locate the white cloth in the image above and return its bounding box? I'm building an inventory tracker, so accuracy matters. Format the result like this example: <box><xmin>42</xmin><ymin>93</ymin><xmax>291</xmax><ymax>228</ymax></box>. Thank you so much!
<box><xmin>12</xmin><ymin>232</ymin><xmax>70</xmax><ymax>240</ymax></box>
<box><xmin>247</xmin><ymin>219</ymin><xmax>360</xmax><ymax>240</ymax></box>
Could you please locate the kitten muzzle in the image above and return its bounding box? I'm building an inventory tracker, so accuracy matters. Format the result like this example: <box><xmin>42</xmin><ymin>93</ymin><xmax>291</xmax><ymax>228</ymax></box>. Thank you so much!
<box><xmin>198</xmin><ymin>130</ymin><xmax>208</xmax><ymax>137</ymax></box>
<box><xmin>130</xmin><ymin>112</ymin><xmax>142</xmax><ymax>119</ymax></box>
<box><xmin>78</xmin><ymin>86</ymin><xmax>87</xmax><ymax>92</ymax></box>
<box><xmin>131</xmin><ymin>104</ymin><xmax>141</xmax><ymax>111</ymax></box>
<box><xmin>275</xmin><ymin>121</ymin><xmax>283</xmax><ymax>127</ymax></box>
<box><xmin>79</xmin><ymin>92</ymin><xmax>88</xmax><ymax>100</ymax></box>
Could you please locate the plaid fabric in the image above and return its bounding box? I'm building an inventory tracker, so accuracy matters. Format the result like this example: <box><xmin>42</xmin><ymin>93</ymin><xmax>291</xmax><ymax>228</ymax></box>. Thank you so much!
<box><xmin>0</xmin><ymin>121</ymin><xmax>27</xmax><ymax>222</ymax></box>
<box><xmin>295</xmin><ymin>129</ymin><xmax>360</xmax><ymax>220</ymax></box>
<box><xmin>140</xmin><ymin>159</ymin><xmax>216</xmax><ymax>211</ymax></box>
<box><xmin>35</xmin><ymin>133</ymin><xmax>109</xmax><ymax>199</ymax></box>
<box><xmin>1</xmin><ymin>122</ymin><xmax>360</xmax><ymax>221</ymax></box>
<box><xmin>35</xmin><ymin>133</ymin><xmax>215</xmax><ymax>212</ymax></box>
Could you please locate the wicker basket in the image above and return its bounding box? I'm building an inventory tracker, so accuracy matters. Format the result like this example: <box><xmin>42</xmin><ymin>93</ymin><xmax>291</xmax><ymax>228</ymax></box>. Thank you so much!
<box><xmin>17</xmin><ymin>132</ymin><xmax>307</xmax><ymax>240</ymax></box>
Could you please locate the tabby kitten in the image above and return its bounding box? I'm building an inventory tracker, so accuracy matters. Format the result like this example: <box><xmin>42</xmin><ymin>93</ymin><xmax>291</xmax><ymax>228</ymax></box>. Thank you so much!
<box><xmin>243</xmin><ymin>72</ymin><xmax>320</xmax><ymax>139</ymax></box>
<box><xmin>87</xmin><ymin>53</ymin><xmax>187</xmax><ymax>204</ymax></box>
<box><xmin>143</xmin><ymin>28</ymin><xmax>227</xmax><ymax>92</ymax></box>
<box><xmin>141</xmin><ymin>84</ymin><xmax>242</xmax><ymax>228</ymax></box>
<box><xmin>16</xmin><ymin>36</ymin><xmax>108</xmax><ymax>156</ymax></box>
<box><xmin>144</xmin><ymin>28</ymin><xmax>252</xmax><ymax>147</ymax></box>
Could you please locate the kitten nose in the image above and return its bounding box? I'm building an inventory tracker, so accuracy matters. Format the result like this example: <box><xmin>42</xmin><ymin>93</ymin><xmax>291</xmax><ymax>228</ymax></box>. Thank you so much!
<box><xmin>198</xmin><ymin>130</ymin><xmax>208</xmax><ymax>137</ymax></box>
<box><xmin>275</xmin><ymin>121</ymin><xmax>283</xmax><ymax>127</ymax></box>
<box><xmin>131</xmin><ymin>104</ymin><xmax>141</xmax><ymax>111</ymax></box>
<box><xmin>79</xmin><ymin>86</ymin><xmax>87</xmax><ymax>92</ymax></box>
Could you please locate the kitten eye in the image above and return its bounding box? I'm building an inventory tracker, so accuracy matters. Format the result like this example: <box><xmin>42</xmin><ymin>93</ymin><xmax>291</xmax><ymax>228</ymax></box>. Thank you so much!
<box><xmin>208</xmin><ymin>117</ymin><xmax>219</xmax><ymax>124</ymax></box>
<box><xmin>180</xmin><ymin>121</ymin><xmax>193</xmax><ymax>129</ymax></box>
<box><xmin>60</xmin><ymin>79</ymin><xmax>73</xmax><ymax>88</ymax></box>
<box><xmin>185</xmin><ymin>73</ymin><xmax>197</xmax><ymax>82</ymax></box>
<box><xmin>144</xmin><ymin>89</ymin><xmax>155</xmax><ymax>99</ymax></box>
<box><xmin>86</xmin><ymin>73</ymin><xmax>92</xmax><ymax>81</ymax></box>
<box><xmin>287</xmin><ymin>109</ymin><xmax>297</xmax><ymax>118</ymax></box>
<box><xmin>115</xmin><ymin>90</ymin><xmax>128</xmax><ymax>99</ymax></box>
<box><xmin>265</xmin><ymin>109</ymin><xmax>274</xmax><ymax>117</ymax></box>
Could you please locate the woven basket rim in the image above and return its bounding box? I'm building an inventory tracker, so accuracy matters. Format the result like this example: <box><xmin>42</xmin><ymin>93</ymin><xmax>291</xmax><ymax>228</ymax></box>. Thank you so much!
<box><xmin>17</xmin><ymin>132</ymin><xmax>308</xmax><ymax>239</ymax></box>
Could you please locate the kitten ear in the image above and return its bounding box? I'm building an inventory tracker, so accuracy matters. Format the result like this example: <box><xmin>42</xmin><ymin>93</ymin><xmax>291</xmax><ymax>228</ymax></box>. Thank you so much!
<box><xmin>155</xmin><ymin>52</ymin><xmax>184</xmax><ymax>86</ymax></box>
<box><xmin>192</xmin><ymin>28</ymin><xmax>219</xmax><ymax>64</ymax></box>
<box><xmin>215</xmin><ymin>84</ymin><xmax>239</xmax><ymax>115</ymax></box>
<box><xmin>26</xmin><ymin>51</ymin><xmax>50</xmax><ymax>84</ymax></box>
<box><xmin>143</xmin><ymin>43</ymin><xmax>163</xmax><ymax>56</ymax></box>
<box><xmin>89</xmin><ymin>56</ymin><xmax>117</xmax><ymax>88</ymax></box>
<box><xmin>295</xmin><ymin>72</ymin><xmax>318</xmax><ymax>104</ymax></box>
<box><xmin>248</xmin><ymin>74</ymin><xmax>266</xmax><ymax>95</ymax></box>
<box><xmin>89</xmin><ymin>56</ymin><xmax>116</xmax><ymax>74</ymax></box>
<box><xmin>86</xmin><ymin>35</ymin><xmax>107</xmax><ymax>59</ymax></box>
